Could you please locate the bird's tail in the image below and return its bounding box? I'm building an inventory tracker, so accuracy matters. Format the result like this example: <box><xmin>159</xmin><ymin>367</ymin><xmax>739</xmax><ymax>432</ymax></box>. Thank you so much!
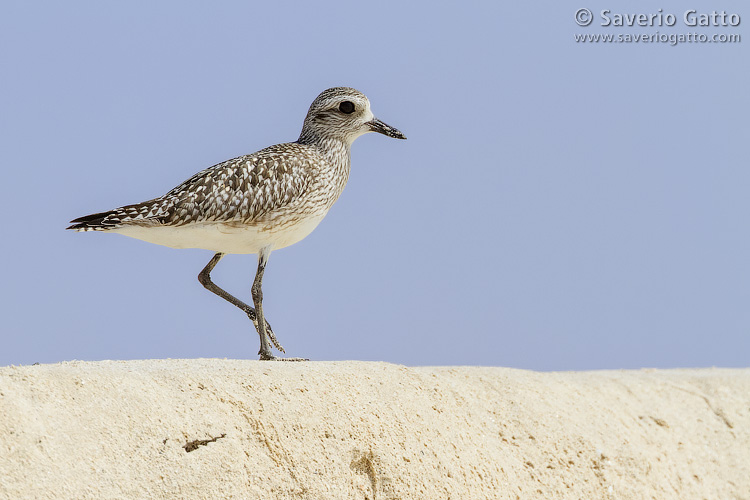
<box><xmin>66</xmin><ymin>210</ymin><xmax>118</xmax><ymax>231</ymax></box>
<box><xmin>68</xmin><ymin>198</ymin><xmax>167</xmax><ymax>232</ymax></box>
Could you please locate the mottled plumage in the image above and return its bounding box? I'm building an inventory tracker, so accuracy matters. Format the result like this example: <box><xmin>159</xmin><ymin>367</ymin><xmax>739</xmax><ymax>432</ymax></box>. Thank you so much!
<box><xmin>72</xmin><ymin>144</ymin><xmax>321</xmax><ymax>228</ymax></box>
<box><xmin>68</xmin><ymin>87</ymin><xmax>406</xmax><ymax>360</ymax></box>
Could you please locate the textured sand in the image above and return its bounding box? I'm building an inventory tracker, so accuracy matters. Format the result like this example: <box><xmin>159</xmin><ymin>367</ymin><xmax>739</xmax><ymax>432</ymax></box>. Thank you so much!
<box><xmin>0</xmin><ymin>360</ymin><xmax>747</xmax><ymax>499</ymax></box>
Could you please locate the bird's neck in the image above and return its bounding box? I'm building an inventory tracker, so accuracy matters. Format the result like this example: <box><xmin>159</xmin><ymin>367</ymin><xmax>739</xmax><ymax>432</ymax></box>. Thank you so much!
<box><xmin>299</xmin><ymin>135</ymin><xmax>351</xmax><ymax>207</ymax></box>
<box><xmin>298</xmin><ymin>134</ymin><xmax>351</xmax><ymax>171</ymax></box>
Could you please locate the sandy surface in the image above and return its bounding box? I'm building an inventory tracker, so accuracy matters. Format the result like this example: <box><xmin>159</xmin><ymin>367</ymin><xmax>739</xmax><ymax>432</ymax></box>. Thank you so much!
<box><xmin>0</xmin><ymin>360</ymin><xmax>747</xmax><ymax>499</ymax></box>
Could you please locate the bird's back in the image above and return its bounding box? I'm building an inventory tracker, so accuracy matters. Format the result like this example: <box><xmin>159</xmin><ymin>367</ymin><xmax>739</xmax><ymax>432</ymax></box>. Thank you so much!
<box><xmin>68</xmin><ymin>142</ymin><xmax>349</xmax><ymax>253</ymax></box>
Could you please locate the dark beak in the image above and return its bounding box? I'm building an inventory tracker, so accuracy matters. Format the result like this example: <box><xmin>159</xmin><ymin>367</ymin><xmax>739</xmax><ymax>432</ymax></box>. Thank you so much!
<box><xmin>368</xmin><ymin>117</ymin><xmax>406</xmax><ymax>140</ymax></box>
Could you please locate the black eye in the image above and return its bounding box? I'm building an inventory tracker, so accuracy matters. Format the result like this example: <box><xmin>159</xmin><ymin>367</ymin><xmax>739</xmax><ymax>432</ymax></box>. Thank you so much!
<box><xmin>338</xmin><ymin>101</ymin><xmax>355</xmax><ymax>114</ymax></box>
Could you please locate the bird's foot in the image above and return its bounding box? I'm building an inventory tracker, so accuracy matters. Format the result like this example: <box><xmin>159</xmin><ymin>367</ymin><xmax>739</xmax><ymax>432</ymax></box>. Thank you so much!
<box><xmin>249</xmin><ymin>314</ymin><xmax>285</xmax><ymax>353</ymax></box>
<box><xmin>264</xmin><ymin>324</ymin><xmax>285</xmax><ymax>353</ymax></box>
<box><xmin>258</xmin><ymin>351</ymin><xmax>309</xmax><ymax>362</ymax></box>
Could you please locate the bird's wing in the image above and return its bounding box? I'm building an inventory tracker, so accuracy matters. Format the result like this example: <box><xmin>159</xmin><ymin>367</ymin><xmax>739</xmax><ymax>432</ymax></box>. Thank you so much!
<box><xmin>159</xmin><ymin>143</ymin><xmax>317</xmax><ymax>226</ymax></box>
<box><xmin>68</xmin><ymin>143</ymin><xmax>317</xmax><ymax>231</ymax></box>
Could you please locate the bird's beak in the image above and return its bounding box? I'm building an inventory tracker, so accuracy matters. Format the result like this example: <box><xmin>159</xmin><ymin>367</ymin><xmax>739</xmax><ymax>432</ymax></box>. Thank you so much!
<box><xmin>367</xmin><ymin>117</ymin><xmax>407</xmax><ymax>140</ymax></box>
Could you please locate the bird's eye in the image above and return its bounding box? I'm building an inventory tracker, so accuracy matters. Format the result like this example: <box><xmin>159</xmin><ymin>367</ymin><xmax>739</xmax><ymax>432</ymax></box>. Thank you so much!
<box><xmin>338</xmin><ymin>101</ymin><xmax>355</xmax><ymax>114</ymax></box>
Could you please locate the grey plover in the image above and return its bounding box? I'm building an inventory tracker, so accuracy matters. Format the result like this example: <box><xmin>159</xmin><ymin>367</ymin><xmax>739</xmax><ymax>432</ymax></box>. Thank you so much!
<box><xmin>68</xmin><ymin>87</ymin><xmax>406</xmax><ymax>360</ymax></box>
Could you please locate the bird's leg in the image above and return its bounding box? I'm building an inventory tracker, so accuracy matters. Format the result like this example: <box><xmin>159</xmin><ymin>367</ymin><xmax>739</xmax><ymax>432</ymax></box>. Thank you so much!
<box><xmin>251</xmin><ymin>248</ymin><xmax>307</xmax><ymax>362</ymax></box>
<box><xmin>251</xmin><ymin>249</ymin><xmax>273</xmax><ymax>359</ymax></box>
<box><xmin>197</xmin><ymin>252</ymin><xmax>285</xmax><ymax>354</ymax></box>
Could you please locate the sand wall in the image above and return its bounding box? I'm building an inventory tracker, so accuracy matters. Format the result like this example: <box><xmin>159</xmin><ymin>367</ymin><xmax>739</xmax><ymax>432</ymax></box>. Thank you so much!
<box><xmin>1</xmin><ymin>360</ymin><xmax>747</xmax><ymax>499</ymax></box>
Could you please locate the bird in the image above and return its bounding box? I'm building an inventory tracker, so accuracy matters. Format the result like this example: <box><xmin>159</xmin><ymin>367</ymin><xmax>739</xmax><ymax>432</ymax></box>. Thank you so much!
<box><xmin>67</xmin><ymin>87</ymin><xmax>406</xmax><ymax>361</ymax></box>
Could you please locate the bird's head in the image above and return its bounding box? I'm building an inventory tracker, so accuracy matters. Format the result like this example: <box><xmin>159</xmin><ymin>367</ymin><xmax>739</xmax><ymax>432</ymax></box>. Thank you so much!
<box><xmin>299</xmin><ymin>87</ymin><xmax>406</xmax><ymax>146</ymax></box>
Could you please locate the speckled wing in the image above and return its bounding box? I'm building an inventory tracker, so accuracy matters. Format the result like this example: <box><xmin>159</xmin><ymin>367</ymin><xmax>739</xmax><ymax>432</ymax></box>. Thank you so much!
<box><xmin>160</xmin><ymin>143</ymin><xmax>315</xmax><ymax>226</ymax></box>
<box><xmin>68</xmin><ymin>143</ymin><xmax>316</xmax><ymax>231</ymax></box>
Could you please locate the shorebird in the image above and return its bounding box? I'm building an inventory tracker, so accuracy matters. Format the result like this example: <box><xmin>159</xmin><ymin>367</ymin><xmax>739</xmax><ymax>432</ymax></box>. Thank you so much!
<box><xmin>67</xmin><ymin>87</ymin><xmax>406</xmax><ymax>360</ymax></box>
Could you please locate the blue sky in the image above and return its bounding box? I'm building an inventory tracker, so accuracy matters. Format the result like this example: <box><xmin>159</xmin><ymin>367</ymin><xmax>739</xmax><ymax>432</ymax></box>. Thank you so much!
<box><xmin>1</xmin><ymin>1</ymin><xmax>747</xmax><ymax>369</ymax></box>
